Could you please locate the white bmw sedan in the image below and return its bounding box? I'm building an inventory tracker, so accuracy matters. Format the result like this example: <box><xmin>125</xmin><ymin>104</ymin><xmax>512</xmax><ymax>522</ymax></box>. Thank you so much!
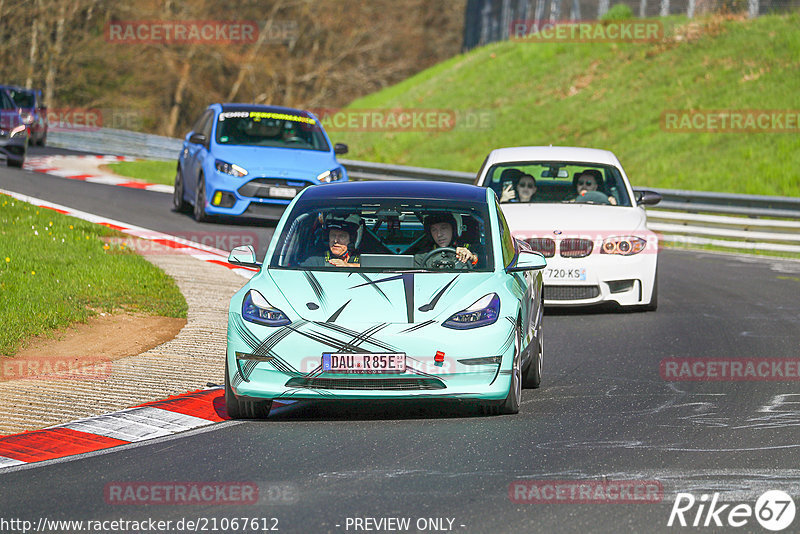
<box><xmin>475</xmin><ymin>146</ymin><xmax>662</xmax><ymax>310</ymax></box>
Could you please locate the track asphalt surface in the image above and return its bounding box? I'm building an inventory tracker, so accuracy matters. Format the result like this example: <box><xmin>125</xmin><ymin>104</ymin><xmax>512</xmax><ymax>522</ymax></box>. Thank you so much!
<box><xmin>1</xmin><ymin>146</ymin><xmax>799</xmax><ymax>533</ymax></box>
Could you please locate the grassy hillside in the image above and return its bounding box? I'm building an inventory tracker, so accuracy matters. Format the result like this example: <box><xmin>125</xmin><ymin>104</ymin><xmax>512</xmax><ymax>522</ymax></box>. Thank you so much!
<box><xmin>335</xmin><ymin>13</ymin><xmax>800</xmax><ymax>197</ymax></box>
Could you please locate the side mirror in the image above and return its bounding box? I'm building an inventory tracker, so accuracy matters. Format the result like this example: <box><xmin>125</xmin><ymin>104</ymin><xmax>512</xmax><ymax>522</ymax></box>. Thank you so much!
<box><xmin>334</xmin><ymin>143</ymin><xmax>348</xmax><ymax>155</ymax></box>
<box><xmin>188</xmin><ymin>132</ymin><xmax>207</xmax><ymax>145</ymax></box>
<box><xmin>228</xmin><ymin>245</ymin><xmax>261</xmax><ymax>268</ymax></box>
<box><xmin>507</xmin><ymin>250</ymin><xmax>547</xmax><ymax>272</ymax></box>
<box><xmin>634</xmin><ymin>190</ymin><xmax>662</xmax><ymax>206</ymax></box>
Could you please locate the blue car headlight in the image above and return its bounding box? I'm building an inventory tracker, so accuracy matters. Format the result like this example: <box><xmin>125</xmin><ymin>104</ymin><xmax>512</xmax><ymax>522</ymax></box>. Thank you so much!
<box><xmin>316</xmin><ymin>167</ymin><xmax>344</xmax><ymax>183</ymax></box>
<box><xmin>242</xmin><ymin>290</ymin><xmax>291</xmax><ymax>327</ymax></box>
<box><xmin>442</xmin><ymin>294</ymin><xmax>500</xmax><ymax>330</ymax></box>
<box><xmin>215</xmin><ymin>159</ymin><xmax>248</xmax><ymax>177</ymax></box>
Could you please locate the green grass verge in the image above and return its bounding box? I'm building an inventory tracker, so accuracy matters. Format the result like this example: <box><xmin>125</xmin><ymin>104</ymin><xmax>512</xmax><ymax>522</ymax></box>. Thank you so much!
<box><xmin>107</xmin><ymin>160</ymin><xmax>176</xmax><ymax>186</ymax></box>
<box><xmin>330</xmin><ymin>13</ymin><xmax>800</xmax><ymax>197</ymax></box>
<box><xmin>0</xmin><ymin>197</ymin><xmax>187</xmax><ymax>356</ymax></box>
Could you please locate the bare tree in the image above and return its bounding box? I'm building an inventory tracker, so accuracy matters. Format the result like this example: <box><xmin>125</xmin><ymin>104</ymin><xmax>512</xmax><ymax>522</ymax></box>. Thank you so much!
<box><xmin>25</xmin><ymin>0</ymin><xmax>42</xmax><ymax>88</ymax></box>
<box><xmin>44</xmin><ymin>2</ymin><xmax>67</xmax><ymax>107</ymax></box>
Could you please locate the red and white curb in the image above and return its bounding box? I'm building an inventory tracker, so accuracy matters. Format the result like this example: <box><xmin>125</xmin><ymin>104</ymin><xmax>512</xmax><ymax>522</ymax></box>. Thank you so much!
<box><xmin>24</xmin><ymin>154</ymin><xmax>173</xmax><ymax>194</ymax></box>
<box><xmin>0</xmin><ymin>190</ymin><xmax>269</xmax><ymax>468</ymax></box>
<box><xmin>0</xmin><ymin>188</ymin><xmax>257</xmax><ymax>280</ymax></box>
<box><xmin>0</xmin><ymin>389</ymin><xmax>290</xmax><ymax>469</ymax></box>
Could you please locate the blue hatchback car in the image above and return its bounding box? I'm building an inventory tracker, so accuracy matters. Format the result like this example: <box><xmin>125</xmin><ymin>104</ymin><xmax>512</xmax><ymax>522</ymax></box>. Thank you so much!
<box><xmin>174</xmin><ymin>104</ymin><xmax>349</xmax><ymax>221</ymax></box>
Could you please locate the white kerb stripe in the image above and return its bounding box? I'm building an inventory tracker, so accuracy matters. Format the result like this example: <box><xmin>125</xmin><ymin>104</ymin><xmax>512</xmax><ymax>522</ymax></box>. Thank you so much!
<box><xmin>0</xmin><ymin>456</ymin><xmax>26</xmax><ymax>467</ymax></box>
<box><xmin>56</xmin><ymin>407</ymin><xmax>215</xmax><ymax>442</ymax></box>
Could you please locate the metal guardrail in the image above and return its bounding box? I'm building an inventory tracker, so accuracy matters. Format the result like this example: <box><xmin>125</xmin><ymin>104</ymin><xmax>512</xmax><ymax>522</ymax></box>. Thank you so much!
<box><xmin>50</xmin><ymin>128</ymin><xmax>182</xmax><ymax>161</ymax></box>
<box><xmin>49</xmin><ymin>127</ymin><xmax>800</xmax><ymax>255</ymax></box>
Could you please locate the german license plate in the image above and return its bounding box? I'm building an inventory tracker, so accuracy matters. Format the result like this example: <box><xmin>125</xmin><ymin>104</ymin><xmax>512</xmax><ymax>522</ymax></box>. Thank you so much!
<box><xmin>322</xmin><ymin>353</ymin><xmax>406</xmax><ymax>374</ymax></box>
<box><xmin>544</xmin><ymin>267</ymin><xmax>587</xmax><ymax>281</ymax></box>
<box><xmin>269</xmin><ymin>186</ymin><xmax>297</xmax><ymax>199</ymax></box>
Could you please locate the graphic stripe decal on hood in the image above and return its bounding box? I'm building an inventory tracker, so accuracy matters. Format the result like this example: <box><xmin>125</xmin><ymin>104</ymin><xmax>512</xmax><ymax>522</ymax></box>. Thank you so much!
<box><xmin>419</xmin><ymin>275</ymin><xmax>459</xmax><ymax>312</ymax></box>
<box><xmin>314</xmin><ymin>322</ymin><xmax>398</xmax><ymax>352</ymax></box>
<box><xmin>399</xmin><ymin>320</ymin><xmax>436</xmax><ymax>334</ymax></box>
<box><xmin>304</xmin><ymin>272</ymin><xmax>326</xmax><ymax>305</ymax></box>
<box><xmin>357</xmin><ymin>273</ymin><xmax>390</xmax><ymax>301</ymax></box>
<box><xmin>350</xmin><ymin>273</ymin><xmax>415</xmax><ymax>323</ymax></box>
<box><xmin>326</xmin><ymin>300</ymin><xmax>351</xmax><ymax>322</ymax></box>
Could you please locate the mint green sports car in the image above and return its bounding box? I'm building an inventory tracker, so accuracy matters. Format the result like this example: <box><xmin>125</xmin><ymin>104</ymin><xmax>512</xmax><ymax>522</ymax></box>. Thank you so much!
<box><xmin>224</xmin><ymin>180</ymin><xmax>546</xmax><ymax>418</ymax></box>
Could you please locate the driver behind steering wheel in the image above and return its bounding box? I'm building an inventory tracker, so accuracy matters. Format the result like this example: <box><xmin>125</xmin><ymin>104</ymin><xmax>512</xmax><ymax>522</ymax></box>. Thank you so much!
<box><xmin>414</xmin><ymin>213</ymin><xmax>478</xmax><ymax>269</ymax></box>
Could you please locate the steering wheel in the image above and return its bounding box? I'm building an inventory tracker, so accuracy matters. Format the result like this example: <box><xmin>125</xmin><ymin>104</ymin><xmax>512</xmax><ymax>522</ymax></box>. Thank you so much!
<box><xmin>284</xmin><ymin>136</ymin><xmax>305</xmax><ymax>144</ymax></box>
<box><xmin>421</xmin><ymin>247</ymin><xmax>458</xmax><ymax>269</ymax></box>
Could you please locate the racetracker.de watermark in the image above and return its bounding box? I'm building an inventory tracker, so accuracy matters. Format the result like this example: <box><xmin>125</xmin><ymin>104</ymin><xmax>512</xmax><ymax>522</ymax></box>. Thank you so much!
<box><xmin>105</xmin><ymin>230</ymin><xmax>262</xmax><ymax>255</ymax></box>
<box><xmin>509</xmin><ymin>479</ymin><xmax>663</xmax><ymax>503</ymax></box>
<box><xmin>1</xmin><ymin>357</ymin><xmax>111</xmax><ymax>380</ymax></box>
<box><xmin>661</xmin><ymin>358</ymin><xmax>800</xmax><ymax>381</ymax></box>
<box><xmin>308</xmin><ymin>108</ymin><xmax>494</xmax><ymax>132</ymax></box>
<box><xmin>44</xmin><ymin>108</ymin><xmax>143</xmax><ymax>132</ymax></box>
<box><xmin>510</xmin><ymin>19</ymin><xmax>663</xmax><ymax>42</ymax></box>
<box><xmin>105</xmin><ymin>20</ymin><xmax>298</xmax><ymax>45</ymax></box>
<box><xmin>661</xmin><ymin>110</ymin><xmax>800</xmax><ymax>132</ymax></box>
<box><xmin>104</xmin><ymin>481</ymin><xmax>297</xmax><ymax>505</ymax></box>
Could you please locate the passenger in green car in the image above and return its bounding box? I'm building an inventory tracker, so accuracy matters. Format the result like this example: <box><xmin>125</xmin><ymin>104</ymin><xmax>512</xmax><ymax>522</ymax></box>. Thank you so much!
<box><xmin>301</xmin><ymin>219</ymin><xmax>360</xmax><ymax>268</ymax></box>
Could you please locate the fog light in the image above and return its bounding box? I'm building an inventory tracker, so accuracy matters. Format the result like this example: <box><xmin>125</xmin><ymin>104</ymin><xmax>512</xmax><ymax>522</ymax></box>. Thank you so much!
<box><xmin>211</xmin><ymin>191</ymin><xmax>236</xmax><ymax>208</ymax></box>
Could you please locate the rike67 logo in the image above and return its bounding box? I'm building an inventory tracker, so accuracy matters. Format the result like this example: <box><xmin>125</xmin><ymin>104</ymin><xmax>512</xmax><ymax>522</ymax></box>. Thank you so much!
<box><xmin>668</xmin><ymin>490</ymin><xmax>795</xmax><ymax>531</ymax></box>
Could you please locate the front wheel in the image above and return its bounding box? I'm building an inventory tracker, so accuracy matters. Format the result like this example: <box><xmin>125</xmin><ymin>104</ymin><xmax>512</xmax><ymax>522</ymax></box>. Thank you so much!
<box><xmin>523</xmin><ymin>334</ymin><xmax>542</xmax><ymax>389</ymax></box>
<box><xmin>193</xmin><ymin>174</ymin><xmax>210</xmax><ymax>222</ymax></box>
<box><xmin>224</xmin><ymin>359</ymin><xmax>272</xmax><ymax>420</ymax></box>
<box><xmin>486</xmin><ymin>321</ymin><xmax>522</xmax><ymax>415</ymax></box>
<box><xmin>172</xmin><ymin>167</ymin><xmax>190</xmax><ymax>212</ymax></box>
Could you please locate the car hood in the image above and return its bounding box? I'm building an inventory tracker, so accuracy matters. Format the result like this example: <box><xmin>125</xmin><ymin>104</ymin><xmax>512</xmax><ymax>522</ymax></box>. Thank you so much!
<box><xmin>264</xmin><ymin>269</ymin><xmax>498</xmax><ymax>325</ymax></box>
<box><xmin>501</xmin><ymin>203</ymin><xmax>648</xmax><ymax>235</ymax></box>
<box><xmin>211</xmin><ymin>145</ymin><xmax>337</xmax><ymax>177</ymax></box>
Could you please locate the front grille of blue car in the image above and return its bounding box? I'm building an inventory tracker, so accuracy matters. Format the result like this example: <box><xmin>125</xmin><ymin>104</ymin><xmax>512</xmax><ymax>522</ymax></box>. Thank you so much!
<box><xmin>237</xmin><ymin>178</ymin><xmax>310</xmax><ymax>198</ymax></box>
<box><xmin>285</xmin><ymin>377</ymin><xmax>446</xmax><ymax>390</ymax></box>
<box><xmin>545</xmin><ymin>285</ymin><xmax>600</xmax><ymax>300</ymax></box>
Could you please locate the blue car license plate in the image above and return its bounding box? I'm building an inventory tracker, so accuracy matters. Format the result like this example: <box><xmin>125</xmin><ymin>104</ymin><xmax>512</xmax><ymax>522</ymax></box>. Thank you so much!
<box><xmin>322</xmin><ymin>353</ymin><xmax>406</xmax><ymax>374</ymax></box>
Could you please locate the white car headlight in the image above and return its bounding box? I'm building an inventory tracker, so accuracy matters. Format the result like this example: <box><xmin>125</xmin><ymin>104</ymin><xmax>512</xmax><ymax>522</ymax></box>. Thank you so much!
<box><xmin>600</xmin><ymin>236</ymin><xmax>647</xmax><ymax>256</ymax></box>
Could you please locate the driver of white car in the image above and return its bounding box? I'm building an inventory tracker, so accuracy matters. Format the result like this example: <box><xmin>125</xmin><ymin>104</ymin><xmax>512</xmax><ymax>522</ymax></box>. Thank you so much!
<box><xmin>414</xmin><ymin>213</ymin><xmax>478</xmax><ymax>269</ymax></box>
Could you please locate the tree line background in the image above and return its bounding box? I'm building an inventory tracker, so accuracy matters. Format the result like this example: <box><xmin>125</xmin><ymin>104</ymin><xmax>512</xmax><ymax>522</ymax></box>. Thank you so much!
<box><xmin>0</xmin><ymin>0</ymin><xmax>466</xmax><ymax>137</ymax></box>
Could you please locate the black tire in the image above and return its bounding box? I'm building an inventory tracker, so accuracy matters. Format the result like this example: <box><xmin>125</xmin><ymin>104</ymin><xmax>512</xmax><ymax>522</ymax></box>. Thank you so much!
<box><xmin>172</xmin><ymin>167</ymin><xmax>190</xmax><ymax>212</ymax></box>
<box><xmin>7</xmin><ymin>158</ymin><xmax>23</xmax><ymax>168</ymax></box>
<box><xmin>193</xmin><ymin>174</ymin><xmax>210</xmax><ymax>222</ymax></box>
<box><xmin>641</xmin><ymin>271</ymin><xmax>658</xmax><ymax>312</ymax></box>
<box><xmin>523</xmin><ymin>331</ymin><xmax>542</xmax><ymax>389</ymax></box>
<box><xmin>37</xmin><ymin>132</ymin><xmax>46</xmax><ymax>146</ymax></box>
<box><xmin>492</xmin><ymin>320</ymin><xmax>522</xmax><ymax>415</ymax></box>
<box><xmin>224</xmin><ymin>360</ymin><xmax>272</xmax><ymax>420</ymax></box>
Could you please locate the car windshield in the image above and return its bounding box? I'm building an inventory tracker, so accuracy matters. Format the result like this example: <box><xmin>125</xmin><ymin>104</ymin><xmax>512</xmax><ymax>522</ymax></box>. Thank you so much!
<box><xmin>485</xmin><ymin>161</ymin><xmax>632</xmax><ymax>207</ymax></box>
<box><xmin>270</xmin><ymin>197</ymin><xmax>494</xmax><ymax>272</ymax></box>
<box><xmin>7</xmin><ymin>89</ymin><xmax>35</xmax><ymax>108</ymax></box>
<box><xmin>215</xmin><ymin>109</ymin><xmax>329</xmax><ymax>151</ymax></box>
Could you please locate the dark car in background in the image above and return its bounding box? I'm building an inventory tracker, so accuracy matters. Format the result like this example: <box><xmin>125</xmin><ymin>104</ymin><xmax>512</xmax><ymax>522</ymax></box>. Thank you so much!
<box><xmin>0</xmin><ymin>89</ymin><xmax>28</xmax><ymax>167</ymax></box>
<box><xmin>1</xmin><ymin>85</ymin><xmax>47</xmax><ymax>146</ymax></box>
